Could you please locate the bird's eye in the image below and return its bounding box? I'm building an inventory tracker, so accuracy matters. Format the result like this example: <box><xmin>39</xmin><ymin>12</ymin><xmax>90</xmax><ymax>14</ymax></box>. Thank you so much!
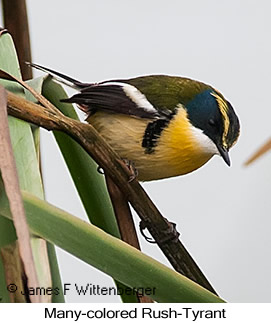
<box><xmin>208</xmin><ymin>119</ymin><xmax>215</xmax><ymax>126</ymax></box>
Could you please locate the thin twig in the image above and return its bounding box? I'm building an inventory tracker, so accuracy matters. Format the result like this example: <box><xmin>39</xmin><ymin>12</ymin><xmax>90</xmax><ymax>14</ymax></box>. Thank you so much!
<box><xmin>244</xmin><ymin>138</ymin><xmax>271</xmax><ymax>166</ymax></box>
<box><xmin>0</xmin><ymin>69</ymin><xmax>61</xmax><ymax>115</ymax></box>
<box><xmin>6</xmin><ymin>90</ymin><xmax>217</xmax><ymax>295</ymax></box>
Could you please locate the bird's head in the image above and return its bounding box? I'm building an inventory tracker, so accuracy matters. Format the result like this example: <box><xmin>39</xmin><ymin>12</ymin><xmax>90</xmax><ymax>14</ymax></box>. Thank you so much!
<box><xmin>185</xmin><ymin>88</ymin><xmax>240</xmax><ymax>166</ymax></box>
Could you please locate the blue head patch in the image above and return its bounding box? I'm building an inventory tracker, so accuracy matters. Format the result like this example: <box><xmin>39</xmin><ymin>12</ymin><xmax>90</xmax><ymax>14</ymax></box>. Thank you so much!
<box><xmin>185</xmin><ymin>89</ymin><xmax>225</xmax><ymax>147</ymax></box>
<box><xmin>185</xmin><ymin>89</ymin><xmax>240</xmax><ymax>151</ymax></box>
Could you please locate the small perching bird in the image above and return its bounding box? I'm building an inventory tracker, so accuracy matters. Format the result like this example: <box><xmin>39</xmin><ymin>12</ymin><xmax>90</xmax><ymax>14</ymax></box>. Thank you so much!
<box><xmin>29</xmin><ymin>63</ymin><xmax>240</xmax><ymax>181</ymax></box>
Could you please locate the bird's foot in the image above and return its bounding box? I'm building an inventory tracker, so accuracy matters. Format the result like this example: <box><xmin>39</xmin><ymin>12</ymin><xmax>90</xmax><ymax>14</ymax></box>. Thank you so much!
<box><xmin>97</xmin><ymin>160</ymin><xmax>138</xmax><ymax>182</ymax></box>
<box><xmin>162</xmin><ymin>218</ymin><xmax>180</xmax><ymax>243</ymax></box>
<box><xmin>122</xmin><ymin>158</ymin><xmax>138</xmax><ymax>182</ymax></box>
<box><xmin>139</xmin><ymin>218</ymin><xmax>180</xmax><ymax>244</ymax></box>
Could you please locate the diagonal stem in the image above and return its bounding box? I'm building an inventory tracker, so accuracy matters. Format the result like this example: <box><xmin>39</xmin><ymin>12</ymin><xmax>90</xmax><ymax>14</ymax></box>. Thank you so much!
<box><xmin>105</xmin><ymin>174</ymin><xmax>153</xmax><ymax>303</ymax></box>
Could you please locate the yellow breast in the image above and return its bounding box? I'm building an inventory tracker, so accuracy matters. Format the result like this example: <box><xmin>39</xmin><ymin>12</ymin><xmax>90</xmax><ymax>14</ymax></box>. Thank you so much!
<box><xmin>88</xmin><ymin>107</ymin><xmax>216</xmax><ymax>181</ymax></box>
<box><xmin>151</xmin><ymin>107</ymin><xmax>215</xmax><ymax>180</ymax></box>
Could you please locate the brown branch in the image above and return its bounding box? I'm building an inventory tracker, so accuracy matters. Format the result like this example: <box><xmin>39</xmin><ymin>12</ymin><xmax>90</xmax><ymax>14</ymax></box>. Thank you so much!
<box><xmin>105</xmin><ymin>175</ymin><xmax>153</xmax><ymax>303</ymax></box>
<box><xmin>2</xmin><ymin>0</ymin><xmax>32</xmax><ymax>80</ymax></box>
<box><xmin>6</xmin><ymin>91</ymin><xmax>218</xmax><ymax>295</ymax></box>
<box><xmin>105</xmin><ymin>175</ymin><xmax>141</xmax><ymax>250</ymax></box>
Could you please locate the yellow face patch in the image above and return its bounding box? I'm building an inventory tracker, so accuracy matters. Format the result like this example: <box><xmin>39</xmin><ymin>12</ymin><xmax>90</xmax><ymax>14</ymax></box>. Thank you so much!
<box><xmin>211</xmin><ymin>92</ymin><xmax>230</xmax><ymax>148</ymax></box>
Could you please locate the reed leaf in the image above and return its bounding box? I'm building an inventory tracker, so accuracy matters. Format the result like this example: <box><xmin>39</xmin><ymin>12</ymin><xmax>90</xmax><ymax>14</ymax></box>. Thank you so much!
<box><xmin>0</xmin><ymin>186</ymin><xmax>224</xmax><ymax>303</ymax></box>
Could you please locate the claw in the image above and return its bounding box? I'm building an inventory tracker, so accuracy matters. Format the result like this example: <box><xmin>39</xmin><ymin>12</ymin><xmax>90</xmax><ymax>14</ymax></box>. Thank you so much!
<box><xmin>139</xmin><ymin>218</ymin><xmax>180</xmax><ymax>244</ymax></box>
<box><xmin>139</xmin><ymin>221</ymin><xmax>156</xmax><ymax>243</ymax></box>
<box><xmin>122</xmin><ymin>159</ymin><xmax>138</xmax><ymax>182</ymax></box>
<box><xmin>97</xmin><ymin>165</ymin><xmax>104</xmax><ymax>175</ymax></box>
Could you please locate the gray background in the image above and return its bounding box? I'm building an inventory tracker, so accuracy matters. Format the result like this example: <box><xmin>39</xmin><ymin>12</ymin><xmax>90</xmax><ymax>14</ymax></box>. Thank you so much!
<box><xmin>8</xmin><ymin>0</ymin><xmax>271</xmax><ymax>302</ymax></box>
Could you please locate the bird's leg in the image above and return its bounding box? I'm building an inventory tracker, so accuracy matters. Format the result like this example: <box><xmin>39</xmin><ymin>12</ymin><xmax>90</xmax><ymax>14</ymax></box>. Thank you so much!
<box><xmin>140</xmin><ymin>218</ymin><xmax>180</xmax><ymax>244</ymax></box>
<box><xmin>122</xmin><ymin>158</ymin><xmax>138</xmax><ymax>182</ymax></box>
<box><xmin>97</xmin><ymin>159</ymin><xmax>138</xmax><ymax>181</ymax></box>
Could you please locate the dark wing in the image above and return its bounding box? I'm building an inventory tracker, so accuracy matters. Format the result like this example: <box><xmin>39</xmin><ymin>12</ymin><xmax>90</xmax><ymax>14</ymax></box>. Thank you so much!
<box><xmin>28</xmin><ymin>63</ymin><xmax>171</xmax><ymax>120</ymax></box>
<box><xmin>61</xmin><ymin>82</ymin><xmax>163</xmax><ymax>119</ymax></box>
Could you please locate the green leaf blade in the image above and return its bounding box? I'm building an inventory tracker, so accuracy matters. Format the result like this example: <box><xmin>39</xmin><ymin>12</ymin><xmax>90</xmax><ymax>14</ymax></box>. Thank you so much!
<box><xmin>0</xmin><ymin>188</ymin><xmax>224</xmax><ymax>303</ymax></box>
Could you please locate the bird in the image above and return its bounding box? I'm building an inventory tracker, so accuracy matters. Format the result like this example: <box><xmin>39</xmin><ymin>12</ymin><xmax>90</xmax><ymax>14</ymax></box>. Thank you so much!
<box><xmin>29</xmin><ymin>63</ymin><xmax>240</xmax><ymax>181</ymax></box>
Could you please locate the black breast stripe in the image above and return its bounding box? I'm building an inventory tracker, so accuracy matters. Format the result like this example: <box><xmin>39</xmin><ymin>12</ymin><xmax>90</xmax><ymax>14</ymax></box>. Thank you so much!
<box><xmin>142</xmin><ymin>112</ymin><xmax>176</xmax><ymax>154</ymax></box>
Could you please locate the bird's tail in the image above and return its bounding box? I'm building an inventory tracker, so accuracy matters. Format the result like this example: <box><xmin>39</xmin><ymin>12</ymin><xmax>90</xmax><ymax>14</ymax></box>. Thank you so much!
<box><xmin>26</xmin><ymin>62</ymin><xmax>91</xmax><ymax>90</ymax></box>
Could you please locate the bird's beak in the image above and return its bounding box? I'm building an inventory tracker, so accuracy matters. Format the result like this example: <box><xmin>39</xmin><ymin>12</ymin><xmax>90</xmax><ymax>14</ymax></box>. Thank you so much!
<box><xmin>217</xmin><ymin>145</ymin><xmax>231</xmax><ymax>166</ymax></box>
